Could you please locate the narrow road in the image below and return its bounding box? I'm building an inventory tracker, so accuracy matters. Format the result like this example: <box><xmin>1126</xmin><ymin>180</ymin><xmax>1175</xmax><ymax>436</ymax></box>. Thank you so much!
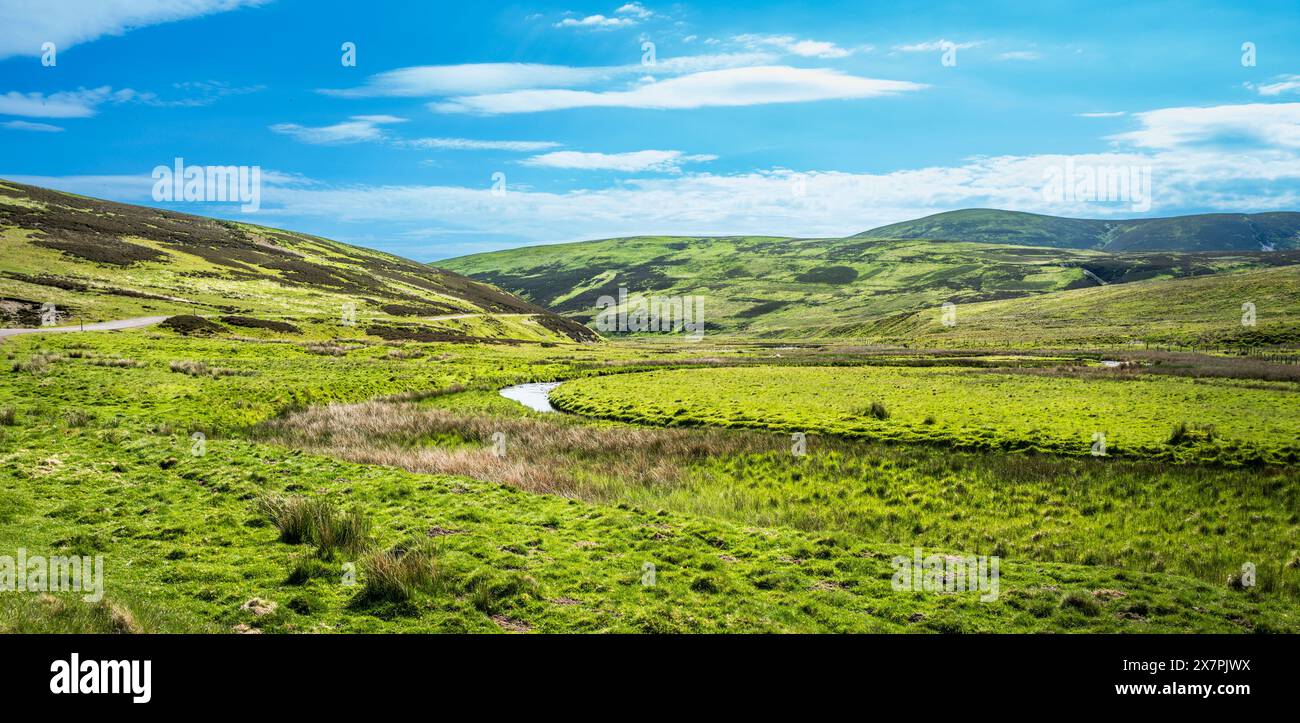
<box><xmin>0</xmin><ymin>315</ymin><xmax>170</xmax><ymax>340</ymax></box>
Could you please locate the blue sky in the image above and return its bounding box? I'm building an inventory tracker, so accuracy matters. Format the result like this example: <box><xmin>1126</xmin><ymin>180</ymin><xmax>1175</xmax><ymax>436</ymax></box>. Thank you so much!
<box><xmin>2</xmin><ymin>0</ymin><xmax>1299</xmax><ymax>260</ymax></box>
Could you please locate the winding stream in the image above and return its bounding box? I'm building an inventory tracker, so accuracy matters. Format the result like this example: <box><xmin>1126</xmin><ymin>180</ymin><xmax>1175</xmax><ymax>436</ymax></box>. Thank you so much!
<box><xmin>498</xmin><ymin>381</ymin><xmax>563</xmax><ymax>412</ymax></box>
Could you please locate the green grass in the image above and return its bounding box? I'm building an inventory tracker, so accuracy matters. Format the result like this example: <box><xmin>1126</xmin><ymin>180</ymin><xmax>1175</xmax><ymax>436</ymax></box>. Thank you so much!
<box><xmin>3</xmin><ymin>328</ymin><xmax>1296</xmax><ymax>631</ymax></box>
<box><xmin>550</xmin><ymin>365</ymin><xmax>1300</xmax><ymax>465</ymax></box>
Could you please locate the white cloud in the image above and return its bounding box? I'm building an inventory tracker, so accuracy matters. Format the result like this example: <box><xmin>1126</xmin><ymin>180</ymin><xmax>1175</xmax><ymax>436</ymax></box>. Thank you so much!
<box><xmin>615</xmin><ymin>3</ymin><xmax>653</xmax><ymax>19</ymax></box>
<box><xmin>0</xmin><ymin>86</ymin><xmax>142</xmax><ymax>118</ymax></box>
<box><xmin>556</xmin><ymin>14</ymin><xmax>635</xmax><ymax>29</ymax></box>
<box><xmin>1078</xmin><ymin>111</ymin><xmax>1126</xmax><ymax>118</ymax></box>
<box><xmin>432</xmin><ymin>66</ymin><xmax>926</xmax><ymax>114</ymax></box>
<box><xmin>554</xmin><ymin>2</ymin><xmax>654</xmax><ymax>29</ymax></box>
<box><xmin>997</xmin><ymin>50</ymin><xmax>1042</xmax><ymax>61</ymax></box>
<box><xmin>1</xmin><ymin>119</ymin><xmax>63</xmax><ymax>132</ymax></box>
<box><xmin>1249</xmin><ymin>75</ymin><xmax>1300</xmax><ymax>96</ymax></box>
<box><xmin>1109</xmin><ymin>102</ymin><xmax>1300</xmax><ymax>149</ymax></box>
<box><xmin>13</xmin><ymin>143</ymin><xmax>1300</xmax><ymax>249</ymax></box>
<box><xmin>321</xmin><ymin>63</ymin><xmax>619</xmax><ymax>97</ymax></box>
<box><xmin>269</xmin><ymin>115</ymin><xmax>407</xmax><ymax>145</ymax></box>
<box><xmin>895</xmin><ymin>39</ymin><xmax>984</xmax><ymax>52</ymax></box>
<box><xmin>184</xmin><ymin>147</ymin><xmax>1299</xmax><ymax>245</ymax></box>
<box><xmin>395</xmin><ymin>137</ymin><xmax>561</xmax><ymax>152</ymax></box>
<box><xmin>0</xmin><ymin>0</ymin><xmax>268</xmax><ymax>59</ymax></box>
<box><xmin>648</xmin><ymin>53</ymin><xmax>777</xmax><ymax>73</ymax></box>
<box><xmin>520</xmin><ymin>150</ymin><xmax>715</xmax><ymax>172</ymax></box>
<box><xmin>321</xmin><ymin>54</ymin><xmax>778</xmax><ymax>99</ymax></box>
<box><xmin>734</xmin><ymin>34</ymin><xmax>857</xmax><ymax>59</ymax></box>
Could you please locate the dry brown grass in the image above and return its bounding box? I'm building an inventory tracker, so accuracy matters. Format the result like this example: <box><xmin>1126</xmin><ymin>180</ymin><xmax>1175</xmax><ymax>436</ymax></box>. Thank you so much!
<box><xmin>257</xmin><ymin>401</ymin><xmax>780</xmax><ymax>497</ymax></box>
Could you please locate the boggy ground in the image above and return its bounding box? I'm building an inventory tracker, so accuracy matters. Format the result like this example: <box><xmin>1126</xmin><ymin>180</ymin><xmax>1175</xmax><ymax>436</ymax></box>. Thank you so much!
<box><xmin>1</xmin><ymin>327</ymin><xmax>1296</xmax><ymax>632</ymax></box>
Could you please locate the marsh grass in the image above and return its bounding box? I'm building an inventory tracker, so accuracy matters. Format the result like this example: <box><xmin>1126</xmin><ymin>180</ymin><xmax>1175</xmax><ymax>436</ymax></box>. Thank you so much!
<box><xmin>258</xmin><ymin>401</ymin><xmax>779</xmax><ymax>496</ymax></box>
<box><xmin>258</xmin><ymin>396</ymin><xmax>1300</xmax><ymax>599</ymax></box>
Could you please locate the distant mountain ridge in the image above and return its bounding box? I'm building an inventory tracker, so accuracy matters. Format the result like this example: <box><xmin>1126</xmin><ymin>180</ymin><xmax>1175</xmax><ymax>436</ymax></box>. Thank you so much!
<box><xmin>853</xmin><ymin>209</ymin><xmax>1300</xmax><ymax>252</ymax></box>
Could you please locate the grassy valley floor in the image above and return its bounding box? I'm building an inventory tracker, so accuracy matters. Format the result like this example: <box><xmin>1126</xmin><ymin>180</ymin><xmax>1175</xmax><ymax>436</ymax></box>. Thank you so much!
<box><xmin>1</xmin><ymin>325</ymin><xmax>1297</xmax><ymax>632</ymax></box>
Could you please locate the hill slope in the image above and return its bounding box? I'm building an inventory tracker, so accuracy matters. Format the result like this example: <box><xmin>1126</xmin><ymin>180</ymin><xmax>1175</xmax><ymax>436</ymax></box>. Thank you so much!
<box><xmin>857</xmin><ymin>263</ymin><xmax>1300</xmax><ymax>348</ymax></box>
<box><xmin>440</xmin><ymin>233</ymin><xmax>1298</xmax><ymax>338</ymax></box>
<box><xmin>853</xmin><ymin>209</ymin><xmax>1300</xmax><ymax>252</ymax></box>
<box><xmin>0</xmin><ymin>180</ymin><xmax>595</xmax><ymax>342</ymax></box>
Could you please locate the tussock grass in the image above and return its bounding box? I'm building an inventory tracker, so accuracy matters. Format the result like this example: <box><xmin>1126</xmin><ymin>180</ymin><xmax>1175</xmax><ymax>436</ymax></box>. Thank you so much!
<box><xmin>0</xmin><ymin>595</ymin><xmax>151</xmax><ymax>634</ymax></box>
<box><xmin>303</xmin><ymin>342</ymin><xmax>353</xmax><ymax>357</ymax></box>
<box><xmin>0</xmin><ymin>406</ymin><xmax>15</xmax><ymax>426</ymax></box>
<box><xmin>11</xmin><ymin>353</ymin><xmax>63</xmax><ymax>373</ymax></box>
<box><xmin>168</xmin><ymin>360</ymin><xmax>254</xmax><ymax>378</ymax></box>
<box><xmin>357</xmin><ymin>538</ymin><xmax>439</xmax><ymax>603</ymax></box>
<box><xmin>88</xmin><ymin>357</ymin><xmax>144</xmax><ymax>368</ymax></box>
<box><xmin>258</xmin><ymin>495</ymin><xmax>370</xmax><ymax>557</ymax></box>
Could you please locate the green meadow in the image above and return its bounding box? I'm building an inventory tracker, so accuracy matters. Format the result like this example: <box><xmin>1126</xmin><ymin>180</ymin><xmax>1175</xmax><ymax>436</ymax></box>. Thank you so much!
<box><xmin>2</xmin><ymin>326</ymin><xmax>1298</xmax><ymax>633</ymax></box>
<box><xmin>550</xmin><ymin>365</ymin><xmax>1300</xmax><ymax>465</ymax></box>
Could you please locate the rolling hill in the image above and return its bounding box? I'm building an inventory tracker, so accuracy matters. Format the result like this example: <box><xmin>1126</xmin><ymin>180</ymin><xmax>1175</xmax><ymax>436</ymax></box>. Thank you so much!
<box><xmin>853</xmin><ymin>209</ymin><xmax>1300</xmax><ymax>252</ymax></box>
<box><xmin>0</xmin><ymin>180</ymin><xmax>596</xmax><ymax>343</ymax></box>
<box><xmin>846</xmin><ymin>264</ymin><xmax>1300</xmax><ymax>348</ymax></box>
<box><xmin>440</xmin><ymin>232</ymin><xmax>1300</xmax><ymax>339</ymax></box>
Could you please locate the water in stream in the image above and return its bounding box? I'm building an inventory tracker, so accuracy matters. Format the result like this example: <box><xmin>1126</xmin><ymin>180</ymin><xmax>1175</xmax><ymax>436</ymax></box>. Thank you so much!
<box><xmin>498</xmin><ymin>382</ymin><xmax>562</xmax><ymax>412</ymax></box>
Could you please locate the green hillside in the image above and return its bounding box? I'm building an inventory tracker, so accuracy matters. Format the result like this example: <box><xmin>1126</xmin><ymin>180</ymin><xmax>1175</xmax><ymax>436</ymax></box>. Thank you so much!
<box><xmin>440</xmin><ymin>232</ymin><xmax>1298</xmax><ymax>339</ymax></box>
<box><xmin>854</xmin><ymin>209</ymin><xmax>1300</xmax><ymax>252</ymax></box>
<box><xmin>856</xmin><ymin>263</ymin><xmax>1300</xmax><ymax>348</ymax></box>
<box><xmin>0</xmin><ymin>180</ymin><xmax>595</xmax><ymax>343</ymax></box>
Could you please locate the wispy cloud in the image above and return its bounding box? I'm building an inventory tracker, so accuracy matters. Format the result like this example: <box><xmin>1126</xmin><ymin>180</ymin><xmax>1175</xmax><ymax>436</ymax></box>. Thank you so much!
<box><xmin>321</xmin><ymin>54</ymin><xmax>774</xmax><ymax>98</ymax></box>
<box><xmin>520</xmin><ymin>149</ymin><xmax>715</xmax><ymax>172</ymax></box>
<box><xmin>395</xmin><ymin>137</ymin><xmax>561</xmax><ymax>152</ymax></box>
<box><xmin>734</xmin><ymin>34</ymin><xmax>861</xmax><ymax>59</ymax></box>
<box><xmin>1248</xmin><ymin>75</ymin><xmax>1300</xmax><ymax>97</ymax></box>
<box><xmin>0</xmin><ymin>0</ymin><xmax>269</xmax><ymax>59</ymax></box>
<box><xmin>0</xmin><ymin>82</ymin><xmax>264</xmax><ymax>119</ymax></box>
<box><xmin>997</xmin><ymin>50</ymin><xmax>1042</xmax><ymax>61</ymax></box>
<box><xmin>1108</xmin><ymin>102</ymin><xmax>1300</xmax><ymax>149</ymax></box>
<box><xmin>321</xmin><ymin>63</ymin><xmax>619</xmax><ymax>98</ymax></box>
<box><xmin>1078</xmin><ymin>111</ymin><xmax>1126</xmax><ymax>118</ymax></box>
<box><xmin>895</xmin><ymin>39</ymin><xmax>984</xmax><ymax>52</ymax></box>
<box><xmin>165</xmin><ymin>80</ymin><xmax>265</xmax><ymax>106</ymax></box>
<box><xmin>269</xmin><ymin>115</ymin><xmax>407</xmax><ymax>145</ymax></box>
<box><xmin>432</xmin><ymin>66</ymin><xmax>926</xmax><ymax>114</ymax></box>
<box><xmin>0</xmin><ymin>86</ymin><xmax>142</xmax><ymax>118</ymax></box>
<box><xmin>1</xmin><ymin>119</ymin><xmax>63</xmax><ymax>132</ymax></box>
